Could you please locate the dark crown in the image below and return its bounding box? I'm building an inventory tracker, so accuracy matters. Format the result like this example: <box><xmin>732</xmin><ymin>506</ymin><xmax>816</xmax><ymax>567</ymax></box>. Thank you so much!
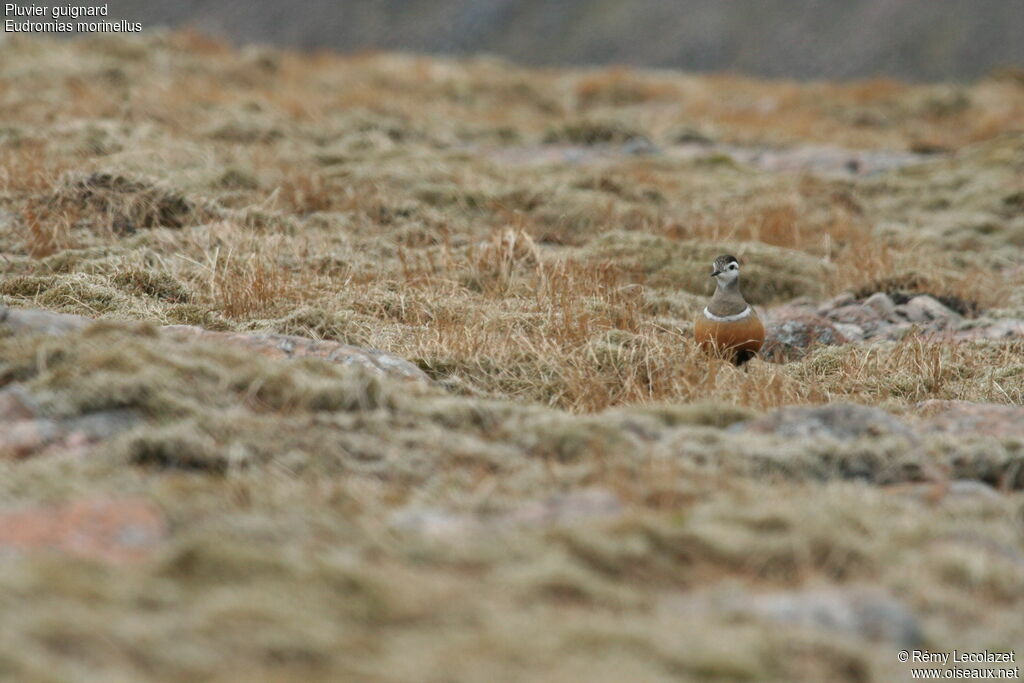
<box><xmin>713</xmin><ymin>254</ymin><xmax>740</xmax><ymax>270</ymax></box>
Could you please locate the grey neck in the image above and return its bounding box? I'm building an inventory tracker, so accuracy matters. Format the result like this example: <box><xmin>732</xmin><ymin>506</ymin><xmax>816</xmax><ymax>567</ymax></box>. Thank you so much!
<box><xmin>708</xmin><ymin>278</ymin><xmax>749</xmax><ymax>316</ymax></box>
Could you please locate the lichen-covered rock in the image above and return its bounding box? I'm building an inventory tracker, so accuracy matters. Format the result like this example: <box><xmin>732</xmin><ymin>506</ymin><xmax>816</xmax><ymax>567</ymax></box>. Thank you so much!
<box><xmin>936</xmin><ymin>319</ymin><xmax>1024</xmax><ymax>341</ymax></box>
<box><xmin>762</xmin><ymin>304</ymin><xmax>849</xmax><ymax>361</ymax></box>
<box><xmin>732</xmin><ymin>403</ymin><xmax>918</xmax><ymax>441</ymax></box>
<box><xmin>826</xmin><ymin>303</ymin><xmax>888</xmax><ymax>332</ymax></box>
<box><xmin>897</xmin><ymin>295</ymin><xmax>962</xmax><ymax>325</ymax></box>
<box><xmin>0</xmin><ymin>305</ymin><xmax>430</xmax><ymax>383</ymax></box>
<box><xmin>163</xmin><ymin>326</ymin><xmax>431</xmax><ymax>382</ymax></box>
<box><xmin>391</xmin><ymin>489</ymin><xmax>624</xmax><ymax>541</ymax></box>
<box><xmin>778</xmin><ymin>290</ymin><xmax>1024</xmax><ymax>347</ymax></box>
<box><xmin>728</xmin><ymin>588</ymin><xmax>923</xmax><ymax>647</ymax></box>
<box><xmin>0</xmin><ymin>390</ymin><xmax>140</xmax><ymax>460</ymax></box>
<box><xmin>915</xmin><ymin>400</ymin><xmax>1024</xmax><ymax>439</ymax></box>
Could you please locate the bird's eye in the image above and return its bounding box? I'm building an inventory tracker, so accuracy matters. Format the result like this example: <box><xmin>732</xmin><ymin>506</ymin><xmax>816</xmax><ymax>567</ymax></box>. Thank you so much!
<box><xmin>729</xmin><ymin>264</ymin><xmax>738</xmax><ymax>270</ymax></box>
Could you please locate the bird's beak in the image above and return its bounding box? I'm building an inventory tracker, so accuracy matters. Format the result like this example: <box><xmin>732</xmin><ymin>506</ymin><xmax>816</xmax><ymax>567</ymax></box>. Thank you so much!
<box><xmin>710</xmin><ymin>270</ymin><xmax>721</xmax><ymax>278</ymax></box>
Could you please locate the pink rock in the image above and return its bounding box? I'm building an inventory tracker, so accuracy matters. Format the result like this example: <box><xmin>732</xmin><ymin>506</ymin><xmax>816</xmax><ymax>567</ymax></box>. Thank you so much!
<box><xmin>0</xmin><ymin>386</ymin><xmax>38</xmax><ymax>421</ymax></box>
<box><xmin>0</xmin><ymin>498</ymin><xmax>167</xmax><ymax>563</ymax></box>
<box><xmin>915</xmin><ymin>400</ymin><xmax>1024</xmax><ymax>440</ymax></box>
<box><xmin>763</xmin><ymin>306</ymin><xmax>849</xmax><ymax>361</ymax></box>
<box><xmin>0</xmin><ymin>420</ymin><xmax>61</xmax><ymax>459</ymax></box>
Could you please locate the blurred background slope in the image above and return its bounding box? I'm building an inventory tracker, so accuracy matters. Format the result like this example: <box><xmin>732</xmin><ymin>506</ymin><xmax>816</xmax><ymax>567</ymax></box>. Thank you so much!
<box><xmin>107</xmin><ymin>0</ymin><xmax>1024</xmax><ymax>80</ymax></box>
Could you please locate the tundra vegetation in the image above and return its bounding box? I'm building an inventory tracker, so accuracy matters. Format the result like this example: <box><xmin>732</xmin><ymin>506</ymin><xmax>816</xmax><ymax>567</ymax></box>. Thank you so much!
<box><xmin>0</xmin><ymin>31</ymin><xmax>1023</xmax><ymax>681</ymax></box>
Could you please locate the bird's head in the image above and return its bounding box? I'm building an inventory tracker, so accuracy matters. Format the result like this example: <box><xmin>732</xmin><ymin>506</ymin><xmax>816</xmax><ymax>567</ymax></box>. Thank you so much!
<box><xmin>710</xmin><ymin>254</ymin><xmax>740</xmax><ymax>286</ymax></box>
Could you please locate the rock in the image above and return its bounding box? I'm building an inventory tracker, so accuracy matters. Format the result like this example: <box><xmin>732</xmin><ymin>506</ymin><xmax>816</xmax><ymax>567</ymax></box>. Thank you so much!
<box><xmin>0</xmin><ymin>410</ymin><xmax>141</xmax><ymax>460</ymax></box>
<box><xmin>499</xmin><ymin>489</ymin><xmax>623</xmax><ymax>528</ymax></box>
<box><xmin>804</xmin><ymin>290</ymin><xmax>1019</xmax><ymax>343</ymax></box>
<box><xmin>0</xmin><ymin>497</ymin><xmax>167</xmax><ymax>563</ymax></box>
<box><xmin>389</xmin><ymin>507</ymin><xmax>482</xmax><ymax>541</ymax></box>
<box><xmin>622</xmin><ymin>137</ymin><xmax>659</xmax><ymax>156</ymax></box>
<box><xmin>63</xmin><ymin>409</ymin><xmax>141</xmax><ymax>441</ymax></box>
<box><xmin>733</xmin><ymin>403</ymin><xmax>918</xmax><ymax>441</ymax></box>
<box><xmin>979</xmin><ymin>319</ymin><xmax>1024</xmax><ymax>339</ymax></box>
<box><xmin>0</xmin><ymin>420</ymin><xmax>62</xmax><ymax>458</ymax></box>
<box><xmin>729</xmin><ymin>588</ymin><xmax>923</xmax><ymax>647</ymax></box>
<box><xmin>832</xmin><ymin>322</ymin><xmax>865</xmax><ymax>341</ymax></box>
<box><xmin>0</xmin><ymin>386</ymin><xmax>39</xmax><ymax>421</ymax></box>
<box><xmin>163</xmin><ymin>326</ymin><xmax>431</xmax><ymax>383</ymax></box>
<box><xmin>898</xmin><ymin>295</ymin><xmax>961</xmax><ymax>325</ymax></box>
<box><xmin>915</xmin><ymin>400</ymin><xmax>1024</xmax><ymax>440</ymax></box>
<box><xmin>728</xmin><ymin>144</ymin><xmax>933</xmax><ymax>178</ymax></box>
<box><xmin>391</xmin><ymin>489</ymin><xmax>624</xmax><ymax>541</ymax></box>
<box><xmin>827</xmin><ymin>303</ymin><xmax>883</xmax><ymax>327</ymax></box>
<box><xmin>944</xmin><ymin>479</ymin><xmax>1002</xmax><ymax>499</ymax></box>
<box><xmin>762</xmin><ymin>306</ymin><xmax>849</xmax><ymax>361</ymax></box>
<box><xmin>878</xmin><ymin>321</ymin><xmax>914</xmax><ymax>341</ymax></box>
<box><xmin>862</xmin><ymin>292</ymin><xmax>896</xmax><ymax>317</ymax></box>
<box><xmin>0</xmin><ymin>384</ymin><xmax>141</xmax><ymax>459</ymax></box>
<box><xmin>944</xmin><ymin>319</ymin><xmax>1024</xmax><ymax>341</ymax></box>
<box><xmin>886</xmin><ymin>479</ymin><xmax>1003</xmax><ymax>504</ymax></box>
<box><xmin>816</xmin><ymin>292</ymin><xmax>855</xmax><ymax>315</ymax></box>
<box><xmin>0</xmin><ymin>306</ymin><xmax>90</xmax><ymax>336</ymax></box>
<box><xmin>0</xmin><ymin>305</ymin><xmax>430</xmax><ymax>383</ymax></box>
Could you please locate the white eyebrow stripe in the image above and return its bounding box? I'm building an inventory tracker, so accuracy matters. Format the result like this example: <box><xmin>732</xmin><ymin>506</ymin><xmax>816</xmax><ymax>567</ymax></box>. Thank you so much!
<box><xmin>703</xmin><ymin>306</ymin><xmax>752</xmax><ymax>322</ymax></box>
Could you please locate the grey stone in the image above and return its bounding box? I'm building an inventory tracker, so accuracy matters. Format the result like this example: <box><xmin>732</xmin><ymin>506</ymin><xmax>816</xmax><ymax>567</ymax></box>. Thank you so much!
<box><xmin>817</xmin><ymin>292</ymin><xmax>856</xmax><ymax>315</ymax></box>
<box><xmin>902</xmin><ymin>295</ymin><xmax>961</xmax><ymax>324</ymax></box>
<box><xmin>957</xmin><ymin>319</ymin><xmax>1024</xmax><ymax>340</ymax></box>
<box><xmin>61</xmin><ymin>409</ymin><xmax>142</xmax><ymax>441</ymax></box>
<box><xmin>622</xmin><ymin>137</ymin><xmax>659</xmax><ymax>156</ymax></box>
<box><xmin>391</xmin><ymin>489</ymin><xmax>624</xmax><ymax>541</ymax></box>
<box><xmin>389</xmin><ymin>507</ymin><xmax>482</xmax><ymax>541</ymax></box>
<box><xmin>828</xmin><ymin>303</ymin><xmax>883</xmax><ymax>327</ymax></box>
<box><xmin>887</xmin><ymin>479</ymin><xmax>1003</xmax><ymax>504</ymax></box>
<box><xmin>832</xmin><ymin>322</ymin><xmax>865</xmax><ymax>341</ymax></box>
<box><xmin>763</xmin><ymin>306</ymin><xmax>849</xmax><ymax>361</ymax></box>
<box><xmin>1</xmin><ymin>305</ymin><xmax>431</xmax><ymax>383</ymax></box>
<box><xmin>946</xmin><ymin>480</ymin><xmax>1001</xmax><ymax>500</ymax></box>
<box><xmin>862</xmin><ymin>292</ymin><xmax>896</xmax><ymax>317</ymax></box>
<box><xmin>733</xmin><ymin>403</ymin><xmax>918</xmax><ymax>441</ymax></box>
<box><xmin>879</xmin><ymin>322</ymin><xmax>914</xmax><ymax>341</ymax></box>
<box><xmin>732</xmin><ymin>588</ymin><xmax>923</xmax><ymax>647</ymax></box>
<box><xmin>0</xmin><ymin>306</ymin><xmax>90</xmax><ymax>336</ymax></box>
<box><xmin>499</xmin><ymin>489</ymin><xmax>623</xmax><ymax>528</ymax></box>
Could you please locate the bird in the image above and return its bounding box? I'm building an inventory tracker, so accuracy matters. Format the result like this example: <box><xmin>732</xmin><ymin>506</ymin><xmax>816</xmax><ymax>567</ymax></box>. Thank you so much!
<box><xmin>694</xmin><ymin>254</ymin><xmax>765</xmax><ymax>365</ymax></box>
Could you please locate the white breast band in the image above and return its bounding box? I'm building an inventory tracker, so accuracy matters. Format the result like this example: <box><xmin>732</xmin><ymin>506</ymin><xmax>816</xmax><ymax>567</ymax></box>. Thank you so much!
<box><xmin>703</xmin><ymin>306</ymin><xmax>751</xmax><ymax>322</ymax></box>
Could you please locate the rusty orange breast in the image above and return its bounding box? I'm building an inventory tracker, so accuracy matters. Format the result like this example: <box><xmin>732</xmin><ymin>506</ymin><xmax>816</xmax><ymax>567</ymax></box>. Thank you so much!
<box><xmin>694</xmin><ymin>310</ymin><xmax>765</xmax><ymax>355</ymax></box>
